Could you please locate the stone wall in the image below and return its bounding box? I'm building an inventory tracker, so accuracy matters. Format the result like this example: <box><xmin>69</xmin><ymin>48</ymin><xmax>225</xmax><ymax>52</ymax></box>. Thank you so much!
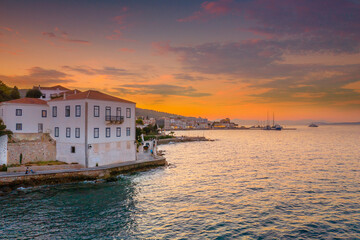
<box><xmin>0</xmin><ymin>135</ymin><xmax>7</xmax><ymax>165</ymax></box>
<box><xmin>7</xmin><ymin>134</ymin><xmax>56</xmax><ymax>165</ymax></box>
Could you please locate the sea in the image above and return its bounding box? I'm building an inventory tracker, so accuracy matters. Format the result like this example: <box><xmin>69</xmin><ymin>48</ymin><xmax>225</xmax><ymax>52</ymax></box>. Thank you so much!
<box><xmin>0</xmin><ymin>126</ymin><xmax>359</xmax><ymax>239</ymax></box>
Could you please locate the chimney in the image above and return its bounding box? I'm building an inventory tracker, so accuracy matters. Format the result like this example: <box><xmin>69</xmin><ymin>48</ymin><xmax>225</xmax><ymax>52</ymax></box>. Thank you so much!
<box><xmin>74</xmin><ymin>90</ymin><xmax>77</xmax><ymax>94</ymax></box>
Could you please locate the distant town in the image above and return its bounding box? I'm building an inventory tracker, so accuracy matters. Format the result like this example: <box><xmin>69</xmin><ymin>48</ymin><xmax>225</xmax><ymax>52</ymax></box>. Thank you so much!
<box><xmin>137</xmin><ymin>116</ymin><xmax>238</xmax><ymax>130</ymax></box>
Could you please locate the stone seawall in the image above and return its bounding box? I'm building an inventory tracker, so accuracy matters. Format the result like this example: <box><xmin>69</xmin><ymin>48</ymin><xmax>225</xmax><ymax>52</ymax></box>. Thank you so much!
<box><xmin>0</xmin><ymin>158</ymin><xmax>167</xmax><ymax>192</ymax></box>
<box><xmin>7</xmin><ymin>164</ymin><xmax>83</xmax><ymax>173</ymax></box>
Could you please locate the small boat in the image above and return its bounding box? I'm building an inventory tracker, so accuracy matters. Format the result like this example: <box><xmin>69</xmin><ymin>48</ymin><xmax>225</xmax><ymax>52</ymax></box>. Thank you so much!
<box><xmin>308</xmin><ymin>123</ymin><xmax>318</xmax><ymax>127</ymax></box>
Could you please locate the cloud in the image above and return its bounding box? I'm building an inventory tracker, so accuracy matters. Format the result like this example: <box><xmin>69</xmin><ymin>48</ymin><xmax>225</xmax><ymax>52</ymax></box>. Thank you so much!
<box><xmin>114</xmin><ymin>84</ymin><xmax>211</xmax><ymax>97</ymax></box>
<box><xmin>42</xmin><ymin>32</ymin><xmax>56</xmax><ymax>38</ymax></box>
<box><xmin>154</xmin><ymin>39</ymin><xmax>360</xmax><ymax>106</ymax></box>
<box><xmin>119</xmin><ymin>48</ymin><xmax>135</xmax><ymax>53</ymax></box>
<box><xmin>0</xmin><ymin>67</ymin><xmax>74</xmax><ymax>86</ymax></box>
<box><xmin>173</xmin><ymin>73</ymin><xmax>208</xmax><ymax>81</ymax></box>
<box><xmin>177</xmin><ymin>0</ymin><xmax>235</xmax><ymax>22</ymax></box>
<box><xmin>62</xmin><ymin>66</ymin><xmax>134</xmax><ymax>76</ymax></box>
<box><xmin>42</xmin><ymin>28</ymin><xmax>90</xmax><ymax>45</ymax></box>
<box><xmin>106</xmin><ymin>30</ymin><xmax>122</xmax><ymax>40</ymax></box>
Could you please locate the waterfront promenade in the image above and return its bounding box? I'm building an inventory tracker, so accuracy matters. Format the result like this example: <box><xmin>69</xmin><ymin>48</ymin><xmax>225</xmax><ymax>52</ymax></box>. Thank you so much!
<box><xmin>0</xmin><ymin>156</ymin><xmax>167</xmax><ymax>192</ymax></box>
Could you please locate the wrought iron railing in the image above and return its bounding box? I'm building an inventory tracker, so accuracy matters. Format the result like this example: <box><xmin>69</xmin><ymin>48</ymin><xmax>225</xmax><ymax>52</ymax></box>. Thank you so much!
<box><xmin>105</xmin><ymin>115</ymin><xmax>124</xmax><ymax>123</ymax></box>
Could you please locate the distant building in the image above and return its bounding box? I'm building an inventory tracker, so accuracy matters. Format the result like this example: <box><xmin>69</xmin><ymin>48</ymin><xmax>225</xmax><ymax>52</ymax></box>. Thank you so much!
<box><xmin>33</xmin><ymin>85</ymin><xmax>70</xmax><ymax>100</ymax></box>
<box><xmin>212</xmin><ymin>118</ymin><xmax>238</xmax><ymax>129</ymax></box>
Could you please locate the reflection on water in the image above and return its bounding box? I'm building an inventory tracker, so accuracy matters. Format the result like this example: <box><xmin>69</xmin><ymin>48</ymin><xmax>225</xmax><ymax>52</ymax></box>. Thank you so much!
<box><xmin>1</xmin><ymin>126</ymin><xmax>360</xmax><ymax>239</ymax></box>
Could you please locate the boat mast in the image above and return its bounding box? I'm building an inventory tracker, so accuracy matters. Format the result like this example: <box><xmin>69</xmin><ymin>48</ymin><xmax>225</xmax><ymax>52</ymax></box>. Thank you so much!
<box><xmin>273</xmin><ymin>112</ymin><xmax>275</xmax><ymax>126</ymax></box>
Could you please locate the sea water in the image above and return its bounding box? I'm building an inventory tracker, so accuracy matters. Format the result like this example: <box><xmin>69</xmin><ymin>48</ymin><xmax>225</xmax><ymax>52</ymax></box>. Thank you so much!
<box><xmin>0</xmin><ymin>126</ymin><xmax>359</xmax><ymax>239</ymax></box>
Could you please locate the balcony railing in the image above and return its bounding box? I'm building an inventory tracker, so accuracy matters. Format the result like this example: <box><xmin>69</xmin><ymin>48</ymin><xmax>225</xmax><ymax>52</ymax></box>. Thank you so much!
<box><xmin>105</xmin><ymin>115</ymin><xmax>124</xmax><ymax>124</ymax></box>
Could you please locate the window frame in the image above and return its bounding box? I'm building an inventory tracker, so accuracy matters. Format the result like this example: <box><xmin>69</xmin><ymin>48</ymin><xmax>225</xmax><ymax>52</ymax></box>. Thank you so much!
<box><xmin>94</xmin><ymin>128</ymin><xmax>99</xmax><ymax>138</ymax></box>
<box><xmin>94</xmin><ymin>106</ymin><xmax>100</xmax><ymax>117</ymax></box>
<box><xmin>75</xmin><ymin>105</ymin><xmax>81</xmax><ymax>117</ymax></box>
<box><xmin>42</xmin><ymin>110</ymin><xmax>47</xmax><ymax>118</ymax></box>
<box><xmin>126</xmin><ymin>127</ymin><xmax>130</xmax><ymax>136</ymax></box>
<box><xmin>106</xmin><ymin>127</ymin><xmax>111</xmax><ymax>138</ymax></box>
<box><xmin>105</xmin><ymin>106</ymin><xmax>111</xmax><ymax>118</ymax></box>
<box><xmin>54</xmin><ymin>127</ymin><xmax>59</xmax><ymax>137</ymax></box>
<box><xmin>75</xmin><ymin>128</ymin><xmax>80</xmax><ymax>138</ymax></box>
<box><xmin>16</xmin><ymin>123</ymin><xmax>22</xmax><ymax>130</ymax></box>
<box><xmin>126</xmin><ymin>108</ymin><xmax>131</xmax><ymax>118</ymax></box>
<box><xmin>52</xmin><ymin>106</ymin><xmax>57</xmax><ymax>117</ymax></box>
<box><xmin>66</xmin><ymin>127</ymin><xmax>71</xmax><ymax>138</ymax></box>
<box><xmin>71</xmin><ymin>146</ymin><xmax>76</xmax><ymax>153</ymax></box>
<box><xmin>65</xmin><ymin>106</ymin><xmax>70</xmax><ymax>117</ymax></box>
<box><xmin>15</xmin><ymin>109</ymin><xmax>22</xmax><ymax>116</ymax></box>
<box><xmin>116</xmin><ymin>127</ymin><xmax>121</xmax><ymax>137</ymax></box>
<box><xmin>116</xmin><ymin>107</ymin><xmax>121</xmax><ymax>117</ymax></box>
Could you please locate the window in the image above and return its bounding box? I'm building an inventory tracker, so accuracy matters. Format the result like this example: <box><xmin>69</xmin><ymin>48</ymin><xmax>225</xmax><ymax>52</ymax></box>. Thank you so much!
<box><xmin>65</xmin><ymin>106</ymin><xmax>70</xmax><ymax>117</ymax></box>
<box><xmin>16</xmin><ymin>109</ymin><xmax>22</xmax><ymax>116</ymax></box>
<box><xmin>54</xmin><ymin>127</ymin><xmax>59</xmax><ymax>137</ymax></box>
<box><xmin>126</xmin><ymin>127</ymin><xmax>130</xmax><ymax>136</ymax></box>
<box><xmin>106</xmin><ymin>127</ymin><xmax>111</xmax><ymax>138</ymax></box>
<box><xmin>105</xmin><ymin>107</ymin><xmax>111</xmax><ymax>117</ymax></box>
<box><xmin>116</xmin><ymin>127</ymin><xmax>121</xmax><ymax>137</ymax></box>
<box><xmin>38</xmin><ymin>123</ymin><xmax>43</xmax><ymax>133</ymax></box>
<box><xmin>42</xmin><ymin>94</ymin><xmax>46</xmax><ymax>99</ymax></box>
<box><xmin>16</xmin><ymin>123</ymin><xmax>22</xmax><ymax>130</ymax></box>
<box><xmin>116</xmin><ymin>107</ymin><xmax>121</xmax><ymax>117</ymax></box>
<box><xmin>52</xmin><ymin>106</ymin><xmax>57</xmax><ymax>117</ymax></box>
<box><xmin>94</xmin><ymin>106</ymin><xmax>100</xmax><ymax>117</ymax></box>
<box><xmin>75</xmin><ymin>128</ymin><xmax>80</xmax><ymax>138</ymax></box>
<box><xmin>75</xmin><ymin>105</ymin><xmax>81</xmax><ymax>117</ymax></box>
<box><xmin>66</xmin><ymin>127</ymin><xmax>71</xmax><ymax>138</ymax></box>
<box><xmin>126</xmin><ymin>108</ymin><xmax>131</xmax><ymax>118</ymax></box>
<box><xmin>71</xmin><ymin>146</ymin><xmax>76</xmax><ymax>153</ymax></box>
<box><xmin>94</xmin><ymin>128</ymin><xmax>99</xmax><ymax>138</ymax></box>
<box><xmin>42</xmin><ymin>110</ymin><xmax>47</xmax><ymax>118</ymax></box>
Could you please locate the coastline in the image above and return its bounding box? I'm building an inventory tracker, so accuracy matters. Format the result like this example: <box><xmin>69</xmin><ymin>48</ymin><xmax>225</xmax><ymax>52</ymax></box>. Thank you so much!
<box><xmin>0</xmin><ymin>157</ymin><xmax>167</xmax><ymax>193</ymax></box>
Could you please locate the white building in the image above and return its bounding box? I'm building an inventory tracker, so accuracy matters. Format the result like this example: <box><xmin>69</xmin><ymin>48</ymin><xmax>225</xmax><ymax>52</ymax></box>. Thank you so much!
<box><xmin>0</xmin><ymin>90</ymin><xmax>137</xmax><ymax>167</ymax></box>
<box><xmin>33</xmin><ymin>85</ymin><xmax>70</xmax><ymax>101</ymax></box>
<box><xmin>0</xmin><ymin>98</ymin><xmax>50</xmax><ymax>133</ymax></box>
<box><xmin>48</xmin><ymin>90</ymin><xmax>136</xmax><ymax>167</ymax></box>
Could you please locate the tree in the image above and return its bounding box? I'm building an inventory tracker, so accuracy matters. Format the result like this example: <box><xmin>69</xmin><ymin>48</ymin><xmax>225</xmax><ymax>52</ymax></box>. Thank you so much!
<box><xmin>136</xmin><ymin>118</ymin><xmax>144</xmax><ymax>125</ymax></box>
<box><xmin>0</xmin><ymin>119</ymin><xmax>12</xmax><ymax>138</ymax></box>
<box><xmin>10</xmin><ymin>86</ymin><xmax>20</xmax><ymax>99</ymax></box>
<box><xmin>136</xmin><ymin>127</ymin><xmax>143</xmax><ymax>142</ymax></box>
<box><xmin>26</xmin><ymin>89</ymin><xmax>42</xmax><ymax>98</ymax></box>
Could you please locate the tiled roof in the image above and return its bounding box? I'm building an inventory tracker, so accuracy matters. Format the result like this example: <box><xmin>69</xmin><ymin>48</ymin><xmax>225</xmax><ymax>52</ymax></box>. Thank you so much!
<box><xmin>2</xmin><ymin>98</ymin><xmax>48</xmax><ymax>105</ymax></box>
<box><xmin>49</xmin><ymin>90</ymin><xmax>135</xmax><ymax>104</ymax></box>
<box><xmin>33</xmin><ymin>85</ymin><xmax>70</xmax><ymax>91</ymax></box>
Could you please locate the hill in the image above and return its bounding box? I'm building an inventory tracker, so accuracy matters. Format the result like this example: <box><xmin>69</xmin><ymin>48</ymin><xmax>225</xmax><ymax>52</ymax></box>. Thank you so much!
<box><xmin>136</xmin><ymin>108</ymin><xmax>187</xmax><ymax>119</ymax></box>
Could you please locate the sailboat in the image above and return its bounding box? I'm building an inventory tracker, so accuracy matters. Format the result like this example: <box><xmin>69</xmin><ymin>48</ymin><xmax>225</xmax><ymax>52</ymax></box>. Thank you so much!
<box><xmin>269</xmin><ymin>112</ymin><xmax>283</xmax><ymax>130</ymax></box>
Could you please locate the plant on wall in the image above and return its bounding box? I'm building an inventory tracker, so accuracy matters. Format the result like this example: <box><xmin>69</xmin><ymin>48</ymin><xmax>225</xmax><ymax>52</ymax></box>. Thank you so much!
<box><xmin>0</xmin><ymin>119</ymin><xmax>12</xmax><ymax>138</ymax></box>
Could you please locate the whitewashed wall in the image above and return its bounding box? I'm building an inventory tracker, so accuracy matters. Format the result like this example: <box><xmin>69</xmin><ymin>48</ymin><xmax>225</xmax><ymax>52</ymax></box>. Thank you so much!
<box><xmin>0</xmin><ymin>104</ymin><xmax>50</xmax><ymax>133</ymax></box>
<box><xmin>0</xmin><ymin>135</ymin><xmax>8</xmax><ymax>165</ymax></box>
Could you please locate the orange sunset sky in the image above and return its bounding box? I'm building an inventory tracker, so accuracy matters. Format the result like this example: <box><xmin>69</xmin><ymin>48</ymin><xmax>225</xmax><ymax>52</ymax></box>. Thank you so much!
<box><xmin>1</xmin><ymin>0</ymin><xmax>360</xmax><ymax>122</ymax></box>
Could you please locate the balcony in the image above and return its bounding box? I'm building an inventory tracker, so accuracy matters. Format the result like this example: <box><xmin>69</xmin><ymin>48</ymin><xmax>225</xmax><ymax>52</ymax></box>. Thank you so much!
<box><xmin>105</xmin><ymin>115</ymin><xmax>124</xmax><ymax>124</ymax></box>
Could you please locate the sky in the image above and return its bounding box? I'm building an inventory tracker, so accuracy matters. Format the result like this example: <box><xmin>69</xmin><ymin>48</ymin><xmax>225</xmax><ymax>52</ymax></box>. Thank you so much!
<box><xmin>1</xmin><ymin>0</ymin><xmax>360</xmax><ymax>122</ymax></box>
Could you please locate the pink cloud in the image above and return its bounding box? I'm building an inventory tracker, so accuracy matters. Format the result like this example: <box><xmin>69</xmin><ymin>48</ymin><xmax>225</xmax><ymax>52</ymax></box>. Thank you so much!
<box><xmin>152</xmin><ymin>41</ymin><xmax>172</xmax><ymax>55</ymax></box>
<box><xmin>42</xmin><ymin>28</ymin><xmax>90</xmax><ymax>45</ymax></box>
<box><xmin>119</xmin><ymin>48</ymin><xmax>135</xmax><ymax>53</ymax></box>
<box><xmin>106</xmin><ymin>30</ymin><xmax>122</xmax><ymax>40</ymax></box>
<box><xmin>113</xmin><ymin>15</ymin><xmax>126</xmax><ymax>25</ymax></box>
<box><xmin>42</xmin><ymin>32</ymin><xmax>56</xmax><ymax>38</ymax></box>
<box><xmin>177</xmin><ymin>0</ymin><xmax>235</xmax><ymax>22</ymax></box>
<box><xmin>0</xmin><ymin>26</ymin><xmax>14</xmax><ymax>32</ymax></box>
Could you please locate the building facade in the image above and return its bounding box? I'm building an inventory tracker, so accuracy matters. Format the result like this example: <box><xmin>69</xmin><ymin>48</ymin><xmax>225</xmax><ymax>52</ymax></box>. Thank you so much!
<box><xmin>0</xmin><ymin>90</ymin><xmax>136</xmax><ymax>167</ymax></box>
<box><xmin>0</xmin><ymin>98</ymin><xmax>50</xmax><ymax>134</ymax></box>
<box><xmin>48</xmin><ymin>90</ymin><xmax>136</xmax><ymax>167</ymax></box>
